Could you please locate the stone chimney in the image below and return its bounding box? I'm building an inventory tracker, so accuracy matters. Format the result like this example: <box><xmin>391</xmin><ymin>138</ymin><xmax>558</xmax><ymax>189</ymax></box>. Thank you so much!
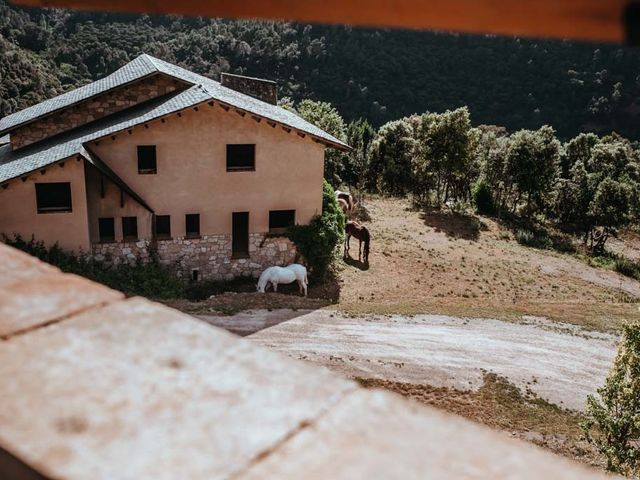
<box><xmin>220</xmin><ymin>73</ymin><xmax>278</xmax><ymax>105</ymax></box>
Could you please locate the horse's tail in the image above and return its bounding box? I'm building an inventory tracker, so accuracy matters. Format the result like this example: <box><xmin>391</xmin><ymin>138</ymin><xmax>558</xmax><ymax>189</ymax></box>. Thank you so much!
<box><xmin>363</xmin><ymin>228</ymin><xmax>371</xmax><ymax>260</ymax></box>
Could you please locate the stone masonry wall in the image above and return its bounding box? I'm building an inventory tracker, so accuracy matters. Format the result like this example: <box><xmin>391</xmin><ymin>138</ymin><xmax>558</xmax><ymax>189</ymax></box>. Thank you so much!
<box><xmin>220</xmin><ymin>73</ymin><xmax>277</xmax><ymax>105</ymax></box>
<box><xmin>11</xmin><ymin>75</ymin><xmax>185</xmax><ymax>150</ymax></box>
<box><xmin>92</xmin><ymin>233</ymin><xmax>297</xmax><ymax>281</ymax></box>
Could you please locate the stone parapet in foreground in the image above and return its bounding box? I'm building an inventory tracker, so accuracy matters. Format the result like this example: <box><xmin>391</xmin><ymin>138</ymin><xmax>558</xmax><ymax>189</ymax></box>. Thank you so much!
<box><xmin>0</xmin><ymin>243</ymin><xmax>613</xmax><ymax>479</ymax></box>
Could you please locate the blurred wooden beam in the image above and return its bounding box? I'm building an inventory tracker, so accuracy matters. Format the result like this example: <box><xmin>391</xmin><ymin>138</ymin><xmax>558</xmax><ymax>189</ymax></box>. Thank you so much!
<box><xmin>10</xmin><ymin>0</ymin><xmax>638</xmax><ymax>44</ymax></box>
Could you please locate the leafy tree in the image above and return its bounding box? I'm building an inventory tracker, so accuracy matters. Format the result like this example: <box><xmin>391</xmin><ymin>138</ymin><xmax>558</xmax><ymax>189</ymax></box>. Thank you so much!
<box><xmin>471</xmin><ymin>179</ymin><xmax>495</xmax><ymax>214</ymax></box>
<box><xmin>561</xmin><ymin>132</ymin><xmax>599</xmax><ymax>178</ymax></box>
<box><xmin>553</xmin><ymin>160</ymin><xmax>592</xmax><ymax>238</ymax></box>
<box><xmin>295</xmin><ymin>99</ymin><xmax>348</xmax><ymax>186</ymax></box>
<box><xmin>553</xmin><ymin>134</ymin><xmax>640</xmax><ymax>251</ymax></box>
<box><xmin>504</xmin><ymin>126</ymin><xmax>560</xmax><ymax>214</ymax></box>
<box><xmin>412</xmin><ymin>107</ymin><xmax>477</xmax><ymax>205</ymax></box>
<box><xmin>369</xmin><ymin>119</ymin><xmax>415</xmax><ymax>195</ymax></box>
<box><xmin>344</xmin><ymin>117</ymin><xmax>375</xmax><ymax>189</ymax></box>
<box><xmin>588</xmin><ymin>178</ymin><xmax>632</xmax><ymax>252</ymax></box>
<box><xmin>583</xmin><ymin>322</ymin><xmax>640</xmax><ymax>475</ymax></box>
<box><xmin>476</xmin><ymin>127</ymin><xmax>511</xmax><ymax>212</ymax></box>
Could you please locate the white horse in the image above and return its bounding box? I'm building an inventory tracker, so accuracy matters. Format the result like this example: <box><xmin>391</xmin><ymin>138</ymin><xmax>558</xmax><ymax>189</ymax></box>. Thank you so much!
<box><xmin>257</xmin><ymin>264</ymin><xmax>308</xmax><ymax>297</ymax></box>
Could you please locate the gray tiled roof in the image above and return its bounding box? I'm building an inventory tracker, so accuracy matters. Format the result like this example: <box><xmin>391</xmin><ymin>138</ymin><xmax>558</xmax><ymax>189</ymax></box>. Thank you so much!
<box><xmin>146</xmin><ymin>56</ymin><xmax>348</xmax><ymax>149</ymax></box>
<box><xmin>0</xmin><ymin>55</ymin><xmax>162</xmax><ymax>134</ymax></box>
<box><xmin>0</xmin><ymin>54</ymin><xmax>348</xmax><ymax>150</ymax></box>
<box><xmin>0</xmin><ymin>54</ymin><xmax>348</xmax><ymax>184</ymax></box>
<box><xmin>0</xmin><ymin>86</ymin><xmax>210</xmax><ymax>184</ymax></box>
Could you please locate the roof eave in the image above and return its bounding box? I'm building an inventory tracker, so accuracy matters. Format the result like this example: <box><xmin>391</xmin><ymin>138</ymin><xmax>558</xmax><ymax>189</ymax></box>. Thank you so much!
<box><xmin>0</xmin><ymin>154</ymin><xmax>79</xmax><ymax>187</ymax></box>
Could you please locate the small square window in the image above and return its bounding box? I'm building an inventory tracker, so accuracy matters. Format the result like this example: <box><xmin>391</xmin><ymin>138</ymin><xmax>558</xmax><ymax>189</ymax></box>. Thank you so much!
<box><xmin>226</xmin><ymin>144</ymin><xmax>255</xmax><ymax>171</ymax></box>
<box><xmin>137</xmin><ymin>145</ymin><xmax>157</xmax><ymax>174</ymax></box>
<box><xmin>35</xmin><ymin>183</ymin><xmax>72</xmax><ymax>213</ymax></box>
<box><xmin>185</xmin><ymin>214</ymin><xmax>200</xmax><ymax>238</ymax></box>
<box><xmin>155</xmin><ymin>215</ymin><xmax>171</xmax><ymax>239</ymax></box>
<box><xmin>269</xmin><ymin>210</ymin><xmax>295</xmax><ymax>233</ymax></box>
<box><xmin>98</xmin><ymin>217</ymin><xmax>115</xmax><ymax>242</ymax></box>
<box><xmin>122</xmin><ymin>216</ymin><xmax>138</xmax><ymax>241</ymax></box>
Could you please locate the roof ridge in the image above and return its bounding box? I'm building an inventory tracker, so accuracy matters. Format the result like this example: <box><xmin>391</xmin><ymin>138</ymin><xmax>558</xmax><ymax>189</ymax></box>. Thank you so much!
<box><xmin>137</xmin><ymin>53</ymin><xmax>163</xmax><ymax>72</ymax></box>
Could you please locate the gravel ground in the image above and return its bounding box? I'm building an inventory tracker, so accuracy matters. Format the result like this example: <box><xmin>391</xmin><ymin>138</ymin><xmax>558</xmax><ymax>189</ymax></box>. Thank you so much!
<box><xmin>246</xmin><ymin>310</ymin><xmax>619</xmax><ymax>411</ymax></box>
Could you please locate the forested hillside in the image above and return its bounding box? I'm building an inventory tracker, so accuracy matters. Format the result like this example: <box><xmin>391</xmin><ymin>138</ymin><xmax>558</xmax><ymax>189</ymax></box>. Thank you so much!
<box><xmin>1</xmin><ymin>0</ymin><xmax>639</xmax><ymax>139</ymax></box>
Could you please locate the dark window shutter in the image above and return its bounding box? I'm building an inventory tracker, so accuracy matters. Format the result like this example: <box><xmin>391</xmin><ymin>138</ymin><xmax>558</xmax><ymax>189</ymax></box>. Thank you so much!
<box><xmin>185</xmin><ymin>214</ymin><xmax>200</xmax><ymax>237</ymax></box>
<box><xmin>122</xmin><ymin>216</ymin><xmax>138</xmax><ymax>240</ymax></box>
<box><xmin>98</xmin><ymin>217</ymin><xmax>115</xmax><ymax>242</ymax></box>
<box><xmin>232</xmin><ymin>212</ymin><xmax>249</xmax><ymax>257</ymax></box>
<box><xmin>155</xmin><ymin>215</ymin><xmax>171</xmax><ymax>239</ymax></box>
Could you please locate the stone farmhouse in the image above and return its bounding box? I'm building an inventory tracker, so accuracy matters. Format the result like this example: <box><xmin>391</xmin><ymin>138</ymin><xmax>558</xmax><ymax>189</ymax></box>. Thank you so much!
<box><xmin>0</xmin><ymin>54</ymin><xmax>348</xmax><ymax>280</ymax></box>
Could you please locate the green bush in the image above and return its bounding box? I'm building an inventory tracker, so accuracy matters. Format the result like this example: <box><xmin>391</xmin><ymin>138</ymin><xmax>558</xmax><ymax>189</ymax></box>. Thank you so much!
<box><xmin>515</xmin><ymin>229</ymin><xmax>552</xmax><ymax>249</ymax></box>
<box><xmin>583</xmin><ymin>322</ymin><xmax>640</xmax><ymax>475</ymax></box>
<box><xmin>4</xmin><ymin>234</ymin><xmax>185</xmax><ymax>299</ymax></box>
<box><xmin>287</xmin><ymin>180</ymin><xmax>345</xmax><ymax>278</ymax></box>
<box><xmin>472</xmin><ymin>179</ymin><xmax>495</xmax><ymax>215</ymax></box>
<box><xmin>98</xmin><ymin>261</ymin><xmax>186</xmax><ymax>298</ymax></box>
<box><xmin>614</xmin><ymin>257</ymin><xmax>640</xmax><ymax>280</ymax></box>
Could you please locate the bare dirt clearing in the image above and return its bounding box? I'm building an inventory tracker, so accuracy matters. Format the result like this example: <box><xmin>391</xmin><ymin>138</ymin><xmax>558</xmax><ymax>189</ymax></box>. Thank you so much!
<box><xmin>192</xmin><ymin>307</ymin><xmax>614</xmax><ymax>466</ymax></box>
<box><xmin>249</xmin><ymin>310</ymin><xmax>617</xmax><ymax>411</ymax></box>
<box><xmin>338</xmin><ymin>197</ymin><xmax>640</xmax><ymax>331</ymax></box>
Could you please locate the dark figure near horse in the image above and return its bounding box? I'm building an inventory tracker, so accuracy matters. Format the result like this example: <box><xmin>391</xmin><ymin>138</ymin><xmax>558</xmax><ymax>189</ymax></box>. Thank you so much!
<box><xmin>344</xmin><ymin>221</ymin><xmax>370</xmax><ymax>264</ymax></box>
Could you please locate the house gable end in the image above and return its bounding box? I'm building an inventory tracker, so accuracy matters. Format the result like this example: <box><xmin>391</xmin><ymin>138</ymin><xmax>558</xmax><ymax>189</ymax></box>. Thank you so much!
<box><xmin>10</xmin><ymin>73</ymin><xmax>190</xmax><ymax>150</ymax></box>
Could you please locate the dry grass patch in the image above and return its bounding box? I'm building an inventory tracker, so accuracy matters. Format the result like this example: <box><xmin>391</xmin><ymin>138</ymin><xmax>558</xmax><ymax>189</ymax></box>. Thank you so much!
<box><xmin>358</xmin><ymin>373</ymin><xmax>603</xmax><ymax>468</ymax></box>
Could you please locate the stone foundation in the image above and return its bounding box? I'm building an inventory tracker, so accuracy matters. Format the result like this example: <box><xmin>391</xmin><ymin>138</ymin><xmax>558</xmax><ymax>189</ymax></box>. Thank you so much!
<box><xmin>92</xmin><ymin>233</ymin><xmax>297</xmax><ymax>281</ymax></box>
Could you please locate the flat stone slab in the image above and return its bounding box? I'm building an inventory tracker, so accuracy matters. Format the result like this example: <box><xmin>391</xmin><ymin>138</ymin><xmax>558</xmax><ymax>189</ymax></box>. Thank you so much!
<box><xmin>0</xmin><ymin>272</ymin><xmax>123</xmax><ymax>339</ymax></box>
<box><xmin>0</xmin><ymin>245</ymin><xmax>59</xmax><ymax>288</ymax></box>
<box><xmin>0</xmin><ymin>297</ymin><xmax>355</xmax><ymax>479</ymax></box>
<box><xmin>239</xmin><ymin>389</ymin><xmax>606</xmax><ymax>480</ymax></box>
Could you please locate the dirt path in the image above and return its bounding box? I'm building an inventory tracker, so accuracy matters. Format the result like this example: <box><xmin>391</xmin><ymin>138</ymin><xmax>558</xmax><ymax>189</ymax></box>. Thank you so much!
<box><xmin>249</xmin><ymin>310</ymin><xmax>618</xmax><ymax>411</ymax></box>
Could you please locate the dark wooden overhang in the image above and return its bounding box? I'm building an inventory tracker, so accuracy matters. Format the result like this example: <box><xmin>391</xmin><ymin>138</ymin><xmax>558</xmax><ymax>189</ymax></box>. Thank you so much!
<box><xmin>10</xmin><ymin>0</ymin><xmax>640</xmax><ymax>44</ymax></box>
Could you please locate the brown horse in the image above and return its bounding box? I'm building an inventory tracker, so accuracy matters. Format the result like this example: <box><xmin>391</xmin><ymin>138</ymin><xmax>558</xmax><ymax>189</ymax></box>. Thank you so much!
<box><xmin>336</xmin><ymin>190</ymin><xmax>355</xmax><ymax>211</ymax></box>
<box><xmin>344</xmin><ymin>220</ymin><xmax>370</xmax><ymax>263</ymax></box>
